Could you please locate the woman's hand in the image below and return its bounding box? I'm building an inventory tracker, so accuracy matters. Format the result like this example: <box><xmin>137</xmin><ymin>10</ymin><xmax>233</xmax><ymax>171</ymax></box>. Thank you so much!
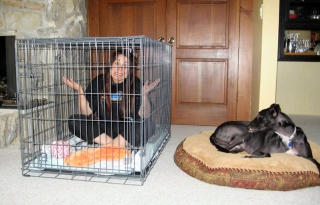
<box><xmin>62</xmin><ymin>76</ymin><xmax>84</xmax><ymax>93</ymax></box>
<box><xmin>142</xmin><ymin>78</ymin><xmax>161</xmax><ymax>95</ymax></box>
<box><xmin>139</xmin><ymin>78</ymin><xmax>161</xmax><ymax>118</ymax></box>
<box><xmin>62</xmin><ymin>76</ymin><xmax>92</xmax><ymax>115</ymax></box>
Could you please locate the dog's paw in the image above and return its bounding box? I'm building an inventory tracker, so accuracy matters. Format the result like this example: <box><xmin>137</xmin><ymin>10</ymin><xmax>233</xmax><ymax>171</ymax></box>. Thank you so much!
<box><xmin>243</xmin><ymin>155</ymin><xmax>254</xmax><ymax>158</ymax></box>
<box><xmin>265</xmin><ymin>153</ymin><xmax>271</xmax><ymax>157</ymax></box>
<box><xmin>243</xmin><ymin>153</ymin><xmax>271</xmax><ymax>158</ymax></box>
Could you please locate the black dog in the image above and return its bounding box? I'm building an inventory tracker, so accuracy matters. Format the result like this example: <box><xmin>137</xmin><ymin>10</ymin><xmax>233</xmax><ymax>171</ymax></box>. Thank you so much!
<box><xmin>210</xmin><ymin>103</ymin><xmax>320</xmax><ymax>175</ymax></box>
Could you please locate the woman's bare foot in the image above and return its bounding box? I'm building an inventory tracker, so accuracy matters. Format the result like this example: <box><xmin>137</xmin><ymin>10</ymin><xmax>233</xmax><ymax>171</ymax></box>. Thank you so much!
<box><xmin>93</xmin><ymin>133</ymin><xmax>112</xmax><ymax>145</ymax></box>
<box><xmin>106</xmin><ymin>135</ymin><xmax>129</xmax><ymax>148</ymax></box>
<box><xmin>94</xmin><ymin>134</ymin><xmax>129</xmax><ymax>148</ymax></box>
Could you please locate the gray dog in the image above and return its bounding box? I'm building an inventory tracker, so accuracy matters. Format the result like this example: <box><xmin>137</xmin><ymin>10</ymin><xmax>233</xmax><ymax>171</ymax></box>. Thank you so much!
<box><xmin>210</xmin><ymin>103</ymin><xmax>320</xmax><ymax>176</ymax></box>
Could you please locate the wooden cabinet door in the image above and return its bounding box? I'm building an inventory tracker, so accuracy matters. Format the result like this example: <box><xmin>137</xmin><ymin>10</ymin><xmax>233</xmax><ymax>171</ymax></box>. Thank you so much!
<box><xmin>88</xmin><ymin>0</ymin><xmax>250</xmax><ymax>126</ymax></box>
<box><xmin>88</xmin><ymin>0</ymin><xmax>167</xmax><ymax>83</ymax></box>
<box><xmin>167</xmin><ymin>0</ymin><xmax>240</xmax><ymax>125</ymax></box>
<box><xmin>88</xmin><ymin>0</ymin><xmax>166</xmax><ymax>39</ymax></box>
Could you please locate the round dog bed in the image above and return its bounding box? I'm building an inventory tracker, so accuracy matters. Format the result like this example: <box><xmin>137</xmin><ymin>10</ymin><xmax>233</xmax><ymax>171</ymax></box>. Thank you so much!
<box><xmin>174</xmin><ymin>131</ymin><xmax>320</xmax><ymax>191</ymax></box>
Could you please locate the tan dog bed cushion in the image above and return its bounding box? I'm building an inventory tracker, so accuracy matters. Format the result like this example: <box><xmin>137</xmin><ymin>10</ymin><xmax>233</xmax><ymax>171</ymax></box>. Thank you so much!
<box><xmin>174</xmin><ymin>131</ymin><xmax>320</xmax><ymax>191</ymax></box>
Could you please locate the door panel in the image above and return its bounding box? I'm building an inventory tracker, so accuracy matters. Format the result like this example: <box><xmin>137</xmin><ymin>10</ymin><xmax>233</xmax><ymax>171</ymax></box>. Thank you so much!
<box><xmin>98</xmin><ymin>0</ymin><xmax>166</xmax><ymax>39</ymax></box>
<box><xmin>177</xmin><ymin>60</ymin><xmax>226</xmax><ymax>104</ymax></box>
<box><xmin>178</xmin><ymin>2</ymin><xmax>228</xmax><ymax>47</ymax></box>
<box><xmin>168</xmin><ymin>0</ymin><xmax>239</xmax><ymax>125</ymax></box>
<box><xmin>88</xmin><ymin>0</ymin><xmax>166</xmax><ymax>81</ymax></box>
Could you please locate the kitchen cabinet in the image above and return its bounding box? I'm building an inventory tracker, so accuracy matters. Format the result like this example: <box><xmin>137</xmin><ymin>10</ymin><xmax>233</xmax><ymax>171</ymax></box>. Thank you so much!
<box><xmin>278</xmin><ymin>0</ymin><xmax>320</xmax><ymax>61</ymax></box>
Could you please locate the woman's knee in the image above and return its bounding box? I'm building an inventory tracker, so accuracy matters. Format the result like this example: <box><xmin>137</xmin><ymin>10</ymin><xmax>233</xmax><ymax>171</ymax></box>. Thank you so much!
<box><xmin>68</xmin><ymin>114</ymin><xmax>86</xmax><ymax>133</ymax></box>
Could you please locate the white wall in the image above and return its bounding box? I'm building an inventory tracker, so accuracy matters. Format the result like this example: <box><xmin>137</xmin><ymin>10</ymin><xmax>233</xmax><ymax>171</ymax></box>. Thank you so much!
<box><xmin>276</xmin><ymin>62</ymin><xmax>320</xmax><ymax>115</ymax></box>
<box><xmin>252</xmin><ymin>0</ymin><xmax>319</xmax><ymax>117</ymax></box>
<box><xmin>251</xmin><ymin>0</ymin><xmax>279</xmax><ymax>118</ymax></box>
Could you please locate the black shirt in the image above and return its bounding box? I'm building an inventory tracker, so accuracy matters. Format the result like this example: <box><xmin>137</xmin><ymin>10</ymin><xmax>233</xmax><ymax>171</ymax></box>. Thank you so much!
<box><xmin>85</xmin><ymin>74</ymin><xmax>141</xmax><ymax>122</ymax></box>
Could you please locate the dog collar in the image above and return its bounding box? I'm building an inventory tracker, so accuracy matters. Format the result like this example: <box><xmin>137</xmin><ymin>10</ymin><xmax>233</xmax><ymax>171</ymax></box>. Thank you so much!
<box><xmin>289</xmin><ymin>126</ymin><xmax>296</xmax><ymax>140</ymax></box>
<box><xmin>276</xmin><ymin>127</ymin><xmax>296</xmax><ymax>149</ymax></box>
<box><xmin>275</xmin><ymin>126</ymin><xmax>296</xmax><ymax>139</ymax></box>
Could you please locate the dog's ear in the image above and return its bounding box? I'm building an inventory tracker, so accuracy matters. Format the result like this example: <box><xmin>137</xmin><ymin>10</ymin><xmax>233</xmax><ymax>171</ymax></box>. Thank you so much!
<box><xmin>269</xmin><ymin>104</ymin><xmax>281</xmax><ymax>118</ymax></box>
<box><xmin>274</xmin><ymin>104</ymin><xmax>281</xmax><ymax>113</ymax></box>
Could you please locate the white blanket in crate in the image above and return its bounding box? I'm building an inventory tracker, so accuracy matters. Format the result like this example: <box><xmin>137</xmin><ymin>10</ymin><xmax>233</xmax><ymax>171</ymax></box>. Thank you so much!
<box><xmin>29</xmin><ymin>129</ymin><xmax>168</xmax><ymax>174</ymax></box>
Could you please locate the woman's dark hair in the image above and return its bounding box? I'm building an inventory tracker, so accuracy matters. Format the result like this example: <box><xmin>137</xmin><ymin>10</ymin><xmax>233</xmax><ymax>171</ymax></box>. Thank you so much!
<box><xmin>111</xmin><ymin>48</ymin><xmax>137</xmax><ymax>69</ymax></box>
<box><xmin>101</xmin><ymin>48</ymin><xmax>137</xmax><ymax>118</ymax></box>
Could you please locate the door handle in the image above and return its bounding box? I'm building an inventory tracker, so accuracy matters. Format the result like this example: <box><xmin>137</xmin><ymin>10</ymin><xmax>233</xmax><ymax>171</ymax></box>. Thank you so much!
<box><xmin>158</xmin><ymin>37</ymin><xmax>165</xmax><ymax>43</ymax></box>
<box><xmin>168</xmin><ymin>37</ymin><xmax>175</xmax><ymax>44</ymax></box>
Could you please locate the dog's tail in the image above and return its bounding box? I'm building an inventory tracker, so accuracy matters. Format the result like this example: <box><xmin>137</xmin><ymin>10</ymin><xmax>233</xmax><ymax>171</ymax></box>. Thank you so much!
<box><xmin>209</xmin><ymin>133</ymin><xmax>230</xmax><ymax>153</ymax></box>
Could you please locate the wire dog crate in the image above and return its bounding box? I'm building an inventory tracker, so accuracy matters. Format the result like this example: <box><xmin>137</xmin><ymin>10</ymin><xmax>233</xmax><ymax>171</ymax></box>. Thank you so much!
<box><xmin>16</xmin><ymin>36</ymin><xmax>171</xmax><ymax>185</ymax></box>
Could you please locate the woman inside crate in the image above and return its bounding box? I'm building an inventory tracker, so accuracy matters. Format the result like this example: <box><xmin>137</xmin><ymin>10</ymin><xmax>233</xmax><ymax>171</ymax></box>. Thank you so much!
<box><xmin>63</xmin><ymin>48</ymin><xmax>160</xmax><ymax>148</ymax></box>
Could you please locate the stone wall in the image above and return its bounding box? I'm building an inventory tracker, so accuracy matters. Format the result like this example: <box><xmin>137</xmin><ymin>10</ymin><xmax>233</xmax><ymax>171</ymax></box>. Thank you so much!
<box><xmin>0</xmin><ymin>0</ymin><xmax>87</xmax><ymax>147</ymax></box>
<box><xmin>0</xmin><ymin>0</ymin><xmax>87</xmax><ymax>38</ymax></box>
<box><xmin>0</xmin><ymin>110</ymin><xmax>19</xmax><ymax>147</ymax></box>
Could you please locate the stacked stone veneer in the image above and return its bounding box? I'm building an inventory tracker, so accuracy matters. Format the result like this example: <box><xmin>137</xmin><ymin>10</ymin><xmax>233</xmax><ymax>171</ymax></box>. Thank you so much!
<box><xmin>0</xmin><ymin>0</ymin><xmax>87</xmax><ymax>38</ymax></box>
<box><xmin>0</xmin><ymin>111</ymin><xmax>19</xmax><ymax>147</ymax></box>
<box><xmin>0</xmin><ymin>0</ymin><xmax>87</xmax><ymax>147</ymax></box>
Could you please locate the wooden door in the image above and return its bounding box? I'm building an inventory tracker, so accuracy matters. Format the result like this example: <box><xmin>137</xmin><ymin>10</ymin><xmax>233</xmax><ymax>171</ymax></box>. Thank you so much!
<box><xmin>88</xmin><ymin>0</ymin><xmax>253</xmax><ymax>126</ymax></box>
<box><xmin>168</xmin><ymin>0</ymin><xmax>240</xmax><ymax>125</ymax></box>
<box><xmin>88</xmin><ymin>0</ymin><xmax>167</xmax><ymax>82</ymax></box>
<box><xmin>88</xmin><ymin>0</ymin><xmax>166</xmax><ymax>39</ymax></box>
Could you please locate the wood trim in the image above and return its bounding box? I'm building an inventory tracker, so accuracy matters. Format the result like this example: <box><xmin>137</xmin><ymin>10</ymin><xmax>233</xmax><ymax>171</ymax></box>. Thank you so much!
<box><xmin>88</xmin><ymin>0</ymin><xmax>100</xmax><ymax>36</ymax></box>
<box><xmin>227</xmin><ymin>0</ymin><xmax>240</xmax><ymax>121</ymax></box>
<box><xmin>237</xmin><ymin>0</ymin><xmax>254</xmax><ymax>120</ymax></box>
<box><xmin>284</xmin><ymin>52</ymin><xmax>316</xmax><ymax>56</ymax></box>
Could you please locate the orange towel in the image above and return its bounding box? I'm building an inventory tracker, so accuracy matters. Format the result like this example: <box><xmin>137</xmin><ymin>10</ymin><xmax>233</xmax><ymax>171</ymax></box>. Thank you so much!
<box><xmin>64</xmin><ymin>147</ymin><xmax>131</xmax><ymax>167</ymax></box>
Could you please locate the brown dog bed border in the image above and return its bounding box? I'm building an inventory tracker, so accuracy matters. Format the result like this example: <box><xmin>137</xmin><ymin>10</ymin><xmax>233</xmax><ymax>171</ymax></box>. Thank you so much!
<box><xmin>174</xmin><ymin>131</ymin><xmax>320</xmax><ymax>191</ymax></box>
